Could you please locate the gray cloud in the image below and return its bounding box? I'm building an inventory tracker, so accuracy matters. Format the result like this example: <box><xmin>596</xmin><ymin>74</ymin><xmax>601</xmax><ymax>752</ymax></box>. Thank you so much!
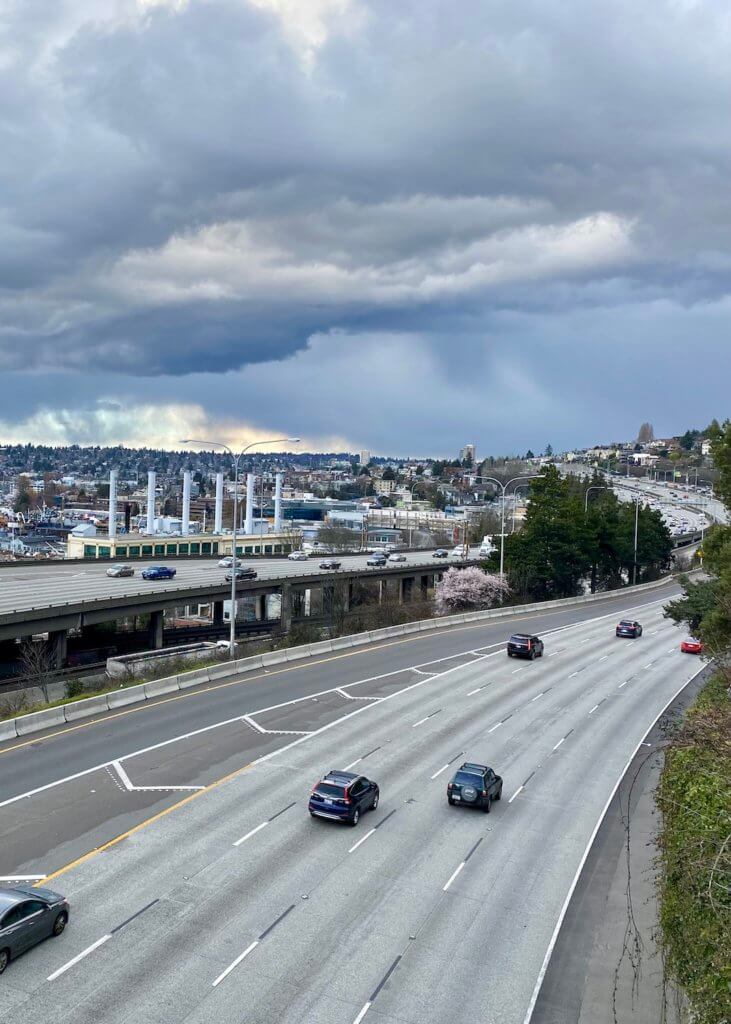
<box><xmin>0</xmin><ymin>0</ymin><xmax>729</xmax><ymax>450</ymax></box>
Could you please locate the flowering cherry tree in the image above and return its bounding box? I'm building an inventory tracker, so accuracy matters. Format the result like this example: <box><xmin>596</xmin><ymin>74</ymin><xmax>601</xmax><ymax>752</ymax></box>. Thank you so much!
<box><xmin>435</xmin><ymin>566</ymin><xmax>509</xmax><ymax>615</ymax></box>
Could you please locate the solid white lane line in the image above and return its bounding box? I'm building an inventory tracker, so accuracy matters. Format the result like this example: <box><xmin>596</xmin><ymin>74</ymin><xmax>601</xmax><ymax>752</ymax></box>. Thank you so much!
<box><xmin>580</xmin><ymin>638</ymin><xmax>590</xmax><ymax>644</ymax></box>
<box><xmin>530</xmin><ymin>692</ymin><xmax>544</xmax><ymax>702</ymax></box>
<box><xmin>552</xmin><ymin>738</ymin><xmax>565</xmax><ymax>751</ymax></box>
<box><xmin>111</xmin><ymin>759</ymin><xmax>203</xmax><ymax>793</ymax></box>
<box><xmin>336</xmin><ymin>687</ymin><xmax>355</xmax><ymax>699</ymax></box>
<box><xmin>512</xmin><ymin>667</ymin><xmax>524</xmax><ymax>674</ymax></box>
<box><xmin>430</xmin><ymin>763</ymin><xmax>451</xmax><ymax>780</ymax></box>
<box><xmin>233</xmin><ymin>821</ymin><xmax>268</xmax><ymax>847</ymax></box>
<box><xmin>348</xmin><ymin>828</ymin><xmax>376</xmax><ymax>854</ymax></box>
<box><xmin>508</xmin><ymin>786</ymin><xmax>524</xmax><ymax>803</ymax></box>
<box><xmin>618</xmin><ymin>679</ymin><xmax>630</xmax><ymax>688</ymax></box>
<box><xmin>212</xmin><ymin>940</ymin><xmax>259</xmax><ymax>987</ymax></box>
<box><xmin>343</xmin><ymin>757</ymin><xmax>362</xmax><ymax>771</ymax></box>
<box><xmin>643</xmin><ymin>663</ymin><xmax>654</xmax><ymax>669</ymax></box>
<box><xmin>487</xmin><ymin>721</ymin><xmax>503</xmax><ymax>733</ymax></box>
<box><xmin>598</xmin><ymin>655</ymin><xmax>608</xmax><ymax>662</ymax></box>
<box><xmin>242</xmin><ymin>714</ymin><xmax>267</xmax><ymax>734</ymax></box>
<box><xmin>352</xmin><ymin>1003</ymin><xmax>372</xmax><ymax>1024</ymax></box>
<box><xmin>412</xmin><ymin>715</ymin><xmax>430</xmax><ymax>728</ymax></box>
<box><xmin>588</xmin><ymin>704</ymin><xmax>600</xmax><ymax>715</ymax></box>
<box><xmin>47</xmin><ymin>935</ymin><xmax>111</xmax><ymax>981</ymax></box>
<box><xmin>443</xmin><ymin>862</ymin><xmax>465</xmax><ymax>891</ymax></box>
<box><xmin>569</xmin><ymin>671</ymin><xmax>579</xmax><ymax>679</ymax></box>
<box><xmin>0</xmin><ymin>874</ymin><xmax>46</xmax><ymax>881</ymax></box>
<box><xmin>466</xmin><ymin>686</ymin><xmax>483</xmax><ymax>696</ymax></box>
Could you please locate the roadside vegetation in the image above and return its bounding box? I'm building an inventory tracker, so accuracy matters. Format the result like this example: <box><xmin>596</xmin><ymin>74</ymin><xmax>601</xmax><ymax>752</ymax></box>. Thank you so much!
<box><xmin>659</xmin><ymin>420</ymin><xmax>731</xmax><ymax>1024</ymax></box>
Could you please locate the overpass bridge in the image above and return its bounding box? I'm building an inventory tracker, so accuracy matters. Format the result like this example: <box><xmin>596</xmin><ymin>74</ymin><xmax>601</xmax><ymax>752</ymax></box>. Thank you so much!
<box><xmin>0</xmin><ymin>550</ymin><xmax>476</xmax><ymax>667</ymax></box>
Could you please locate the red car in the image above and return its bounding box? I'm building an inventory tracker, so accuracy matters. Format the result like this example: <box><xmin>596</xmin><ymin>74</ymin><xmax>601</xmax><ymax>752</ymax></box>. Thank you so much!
<box><xmin>680</xmin><ymin>637</ymin><xmax>703</xmax><ymax>655</ymax></box>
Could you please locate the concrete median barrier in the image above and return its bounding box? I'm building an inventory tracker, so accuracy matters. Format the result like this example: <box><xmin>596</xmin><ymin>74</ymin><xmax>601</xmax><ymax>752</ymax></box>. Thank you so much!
<box><xmin>143</xmin><ymin>677</ymin><xmax>181</xmax><ymax>699</ymax></box>
<box><xmin>307</xmin><ymin>640</ymin><xmax>333</xmax><ymax>656</ymax></box>
<box><xmin>329</xmin><ymin>635</ymin><xmax>358</xmax><ymax>651</ymax></box>
<box><xmin>261</xmin><ymin>650</ymin><xmax>287</xmax><ymax>667</ymax></box>
<box><xmin>285</xmin><ymin>646</ymin><xmax>311</xmax><ymax>662</ymax></box>
<box><xmin>233</xmin><ymin>655</ymin><xmax>264</xmax><ymax>675</ymax></box>
<box><xmin>64</xmin><ymin>694</ymin><xmax>111</xmax><ymax>722</ymax></box>
<box><xmin>0</xmin><ymin>718</ymin><xmax>18</xmax><ymax>742</ymax></box>
<box><xmin>15</xmin><ymin>706</ymin><xmax>66</xmax><ymax>736</ymax></box>
<box><xmin>107</xmin><ymin>684</ymin><xmax>147</xmax><ymax>708</ymax></box>
<box><xmin>176</xmin><ymin>668</ymin><xmax>213</xmax><ymax>689</ymax></box>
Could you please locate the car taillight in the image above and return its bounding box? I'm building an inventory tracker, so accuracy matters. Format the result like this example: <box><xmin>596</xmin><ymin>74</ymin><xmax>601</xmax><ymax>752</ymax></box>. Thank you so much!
<box><xmin>343</xmin><ymin>790</ymin><xmax>351</xmax><ymax>804</ymax></box>
<box><xmin>482</xmin><ymin>790</ymin><xmax>488</xmax><ymax>797</ymax></box>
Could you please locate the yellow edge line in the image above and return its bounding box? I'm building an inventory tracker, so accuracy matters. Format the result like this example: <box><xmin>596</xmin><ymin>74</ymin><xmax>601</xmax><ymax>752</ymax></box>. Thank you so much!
<box><xmin>36</xmin><ymin>759</ymin><xmax>254</xmax><ymax>887</ymax></box>
<box><xmin>0</xmin><ymin>614</ymin><xmax>554</xmax><ymax>756</ymax></box>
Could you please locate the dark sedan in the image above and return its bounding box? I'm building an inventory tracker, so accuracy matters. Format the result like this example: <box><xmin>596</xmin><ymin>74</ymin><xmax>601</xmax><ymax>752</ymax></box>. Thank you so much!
<box><xmin>141</xmin><ymin>565</ymin><xmax>176</xmax><ymax>580</ymax></box>
<box><xmin>616</xmin><ymin>619</ymin><xmax>643</xmax><ymax>638</ymax></box>
<box><xmin>319</xmin><ymin>559</ymin><xmax>342</xmax><ymax>570</ymax></box>
<box><xmin>0</xmin><ymin>886</ymin><xmax>69</xmax><ymax>973</ymax></box>
<box><xmin>432</xmin><ymin>549</ymin><xmax>449</xmax><ymax>558</ymax></box>
<box><xmin>225</xmin><ymin>567</ymin><xmax>258</xmax><ymax>581</ymax></box>
<box><xmin>366</xmin><ymin>554</ymin><xmax>387</xmax><ymax>566</ymax></box>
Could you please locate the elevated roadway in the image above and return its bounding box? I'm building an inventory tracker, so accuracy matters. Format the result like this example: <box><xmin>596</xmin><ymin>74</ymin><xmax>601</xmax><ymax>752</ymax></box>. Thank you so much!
<box><xmin>0</xmin><ymin>549</ymin><xmax>469</xmax><ymax>645</ymax></box>
<box><xmin>0</xmin><ymin>575</ymin><xmax>705</xmax><ymax>1024</ymax></box>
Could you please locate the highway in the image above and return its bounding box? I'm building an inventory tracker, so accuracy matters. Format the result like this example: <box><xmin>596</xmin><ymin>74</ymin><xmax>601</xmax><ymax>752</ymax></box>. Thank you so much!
<box><xmin>0</xmin><ymin>549</ymin><xmax>464</xmax><ymax>620</ymax></box>
<box><xmin>0</xmin><ymin>576</ymin><xmax>705</xmax><ymax>1024</ymax></box>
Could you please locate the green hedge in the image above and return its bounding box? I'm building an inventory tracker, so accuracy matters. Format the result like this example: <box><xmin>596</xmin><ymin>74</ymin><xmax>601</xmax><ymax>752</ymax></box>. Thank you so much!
<box><xmin>656</xmin><ymin>675</ymin><xmax>731</xmax><ymax>1023</ymax></box>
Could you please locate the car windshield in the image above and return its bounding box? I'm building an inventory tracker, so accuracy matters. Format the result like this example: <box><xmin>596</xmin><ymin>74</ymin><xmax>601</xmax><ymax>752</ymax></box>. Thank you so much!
<box><xmin>314</xmin><ymin>783</ymin><xmax>346</xmax><ymax>797</ymax></box>
<box><xmin>453</xmin><ymin>770</ymin><xmax>483</xmax><ymax>786</ymax></box>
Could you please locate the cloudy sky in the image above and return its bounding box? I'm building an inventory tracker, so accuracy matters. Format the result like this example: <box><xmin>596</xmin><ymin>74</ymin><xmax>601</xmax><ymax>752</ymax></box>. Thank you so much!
<box><xmin>1</xmin><ymin>0</ymin><xmax>729</xmax><ymax>455</ymax></box>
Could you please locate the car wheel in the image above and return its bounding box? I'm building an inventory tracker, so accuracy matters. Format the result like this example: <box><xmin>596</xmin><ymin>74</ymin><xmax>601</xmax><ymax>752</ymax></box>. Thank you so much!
<box><xmin>371</xmin><ymin>792</ymin><xmax>379</xmax><ymax>811</ymax></box>
<box><xmin>529</xmin><ymin>650</ymin><xmax>536</xmax><ymax>661</ymax></box>
<box><xmin>483</xmin><ymin>795</ymin><xmax>492</xmax><ymax>813</ymax></box>
<box><xmin>447</xmin><ymin>797</ymin><xmax>454</xmax><ymax>805</ymax></box>
<box><xmin>349</xmin><ymin>807</ymin><xmax>360</xmax><ymax>827</ymax></box>
<box><xmin>52</xmin><ymin>911</ymin><xmax>68</xmax><ymax>937</ymax></box>
<box><xmin>495</xmin><ymin>786</ymin><xmax>502</xmax><ymax>801</ymax></box>
<box><xmin>0</xmin><ymin>949</ymin><xmax>8</xmax><ymax>974</ymax></box>
<box><xmin>507</xmin><ymin>651</ymin><xmax>513</xmax><ymax>658</ymax></box>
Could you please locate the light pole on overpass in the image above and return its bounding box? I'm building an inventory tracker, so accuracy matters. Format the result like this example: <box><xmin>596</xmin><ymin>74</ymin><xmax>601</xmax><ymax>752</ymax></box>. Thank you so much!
<box><xmin>475</xmin><ymin>475</ymin><xmax>544</xmax><ymax>577</ymax></box>
<box><xmin>180</xmin><ymin>437</ymin><xmax>300</xmax><ymax>658</ymax></box>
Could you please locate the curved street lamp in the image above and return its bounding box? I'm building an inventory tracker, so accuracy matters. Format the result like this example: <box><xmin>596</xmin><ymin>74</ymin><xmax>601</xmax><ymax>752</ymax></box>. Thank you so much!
<box><xmin>179</xmin><ymin>437</ymin><xmax>300</xmax><ymax>657</ymax></box>
<box><xmin>474</xmin><ymin>475</ymin><xmax>544</xmax><ymax>576</ymax></box>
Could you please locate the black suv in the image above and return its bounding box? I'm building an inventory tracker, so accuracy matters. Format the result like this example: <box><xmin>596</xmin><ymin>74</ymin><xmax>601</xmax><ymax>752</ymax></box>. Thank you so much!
<box><xmin>447</xmin><ymin>763</ymin><xmax>502</xmax><ymax>812</ymax></box>
<box><xmin>308</xmin><ymin>771</ymin><xmax>379</xmax><ymax>826</ymax></box>
<box><xmin>616</xmin><ymin>619</ymin><xmax>642</xmax><ymax>638</ymax></box>
<box><xmin>507</xmin><ymin>633</ymin><xmax>544</xmax><ymax>659</ymax></box>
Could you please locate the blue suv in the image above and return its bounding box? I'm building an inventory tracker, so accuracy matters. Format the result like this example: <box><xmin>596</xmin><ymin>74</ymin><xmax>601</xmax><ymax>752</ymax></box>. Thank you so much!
<box><xmin>308</xmin><ymin>771</ymin><xmax>379</xmax><ymax>827</ymax></box>
<box><xmin>141</xmin><ymin>565</ymin><xmax>177</xmax><ymax>580</ymax></box>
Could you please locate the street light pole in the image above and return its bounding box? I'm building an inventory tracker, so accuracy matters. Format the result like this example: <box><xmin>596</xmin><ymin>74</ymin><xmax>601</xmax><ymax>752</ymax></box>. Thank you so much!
<box><xmin>475</xmin><ymin>474</ymin><xmax>543</xmax><ymax>577</ymax></box>
<box><xmin>180</xmin><ymin>437</ymin><xmax>299</xmax><ymax>658</ymax></box>
<box><xmin>584</xmin><ymin>485</ymin><xmax>610</xmax><ymax>514</ymax></box>
<box><xmin>633</xmin><ymin>494</ymin><xmax>640</xmax><ymax>586</ymax></box>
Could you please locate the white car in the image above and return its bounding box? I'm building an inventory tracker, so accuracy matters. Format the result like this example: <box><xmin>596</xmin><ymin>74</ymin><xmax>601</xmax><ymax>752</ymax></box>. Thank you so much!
<box><xmin>451</xmin><ymin>546</ymin><xmax>469</xmax><ymax>557</ymax></box>
<box><xmin>387</xmin><ymin>552</ymin><xmax>407</xmax><ymax>562</ymax></box>
<box><xmin>218</xmin><ymin>557</ymin><xmax>234</xmax><ymax>568</ymax></box>
<box><xmin>287</xmin><ymin>550</ymin><xmax>309</xmax><ymax>561</ymax></box>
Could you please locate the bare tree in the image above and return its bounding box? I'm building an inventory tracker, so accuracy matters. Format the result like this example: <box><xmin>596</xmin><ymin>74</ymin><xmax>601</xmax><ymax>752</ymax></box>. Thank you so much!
<box><xmin>637</xmin><ymin>422</ymin><xmax>655</xmax><ymax>444</ymax></box>
<box><xmin>19</xmin><ymin>640</ymin><xmax>56</xmax><ymax>702</ymax></box>
<box><xmin>317</xmin><ymin>524</ymin><xmax>360</xmax><ymax>551</ymax></box>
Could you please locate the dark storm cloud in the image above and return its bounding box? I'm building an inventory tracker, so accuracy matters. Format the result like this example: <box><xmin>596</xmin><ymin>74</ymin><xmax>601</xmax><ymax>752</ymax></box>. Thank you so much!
<box><xmin>0</xmin><ymin>0</ymin><xmax>729</xmax><ymax>449</ymax></box>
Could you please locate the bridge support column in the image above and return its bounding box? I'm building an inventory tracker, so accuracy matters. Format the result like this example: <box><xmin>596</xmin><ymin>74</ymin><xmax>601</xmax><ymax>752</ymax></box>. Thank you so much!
<box><xmin>378</xmin><ymin>580</ymin><xmax>385</xmax><ymax>604</ymax></box>
<box><xmin>255</xmin><ymin>595</ymin><xmax>267</xmax><ymax>621</ymax></box>
<box><xmin>395</xmin><ymin>578</ymin><xmax>405</xmax><ymax>604</ymax></box>
<box><xmin>213</xmin><ymin>600</ymin><xmax>224</xmax><ymax>627</ymax></box>
<box><xmin>402</xmin><ymin>577</ymin><xmax>414</xmax><ymax>603</ymax></box>
<box><xmin>149</xmin><ymin>610</ymin><xmax>164</xmax><ymax>650</ymax></box>
<box><xmin>48</xmin><ymin>629</ymin><xmax>68</xmax><ymax>669</ymax></box>
<box><xmin>420</xmin><ymin>574</ymin><xmax>429</xmax><ymax>598</ymax></box>
<box><xmin>280</xmin><ymin>583</ymin><xmax>293</xmax><ymax>633</ymax></box>
<box><xmin>292</xmin><ymin>589</ymin><xmax>306</xmax><ymax>618</ymax></box>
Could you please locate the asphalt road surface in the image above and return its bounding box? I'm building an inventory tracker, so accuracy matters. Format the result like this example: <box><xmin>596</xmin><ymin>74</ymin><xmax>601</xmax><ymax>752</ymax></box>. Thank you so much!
<box><xmin>0</xmin><ymin>549</ymin><xmax>463</xmax><ymax>619</ymax></box>
<box><xmin>0</xmin><ymin>578</ymin><xmax>705</xmax><ymax>1024</ymax></box>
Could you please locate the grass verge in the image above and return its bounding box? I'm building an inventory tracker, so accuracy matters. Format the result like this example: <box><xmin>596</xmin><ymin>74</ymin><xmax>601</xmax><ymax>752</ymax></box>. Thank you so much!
<box><xmin>656</xmin><ymin>673</ymin><xmax>731</xmax><ymax>1023</ymax></box>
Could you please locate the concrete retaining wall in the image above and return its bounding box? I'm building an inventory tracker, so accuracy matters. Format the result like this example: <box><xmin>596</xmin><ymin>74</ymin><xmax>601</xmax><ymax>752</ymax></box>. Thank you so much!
<box><xmin>1</xmin><ymin>573</ymin><xmax>676</xmax><ymax>739</ymax></box>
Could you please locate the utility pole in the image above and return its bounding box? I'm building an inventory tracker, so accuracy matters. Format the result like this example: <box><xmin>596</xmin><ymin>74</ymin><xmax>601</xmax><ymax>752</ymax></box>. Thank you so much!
<box><xmin>633</xmin><ymin>495</ymin><xmax>640</xmax><ymax>586</ymax></box>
